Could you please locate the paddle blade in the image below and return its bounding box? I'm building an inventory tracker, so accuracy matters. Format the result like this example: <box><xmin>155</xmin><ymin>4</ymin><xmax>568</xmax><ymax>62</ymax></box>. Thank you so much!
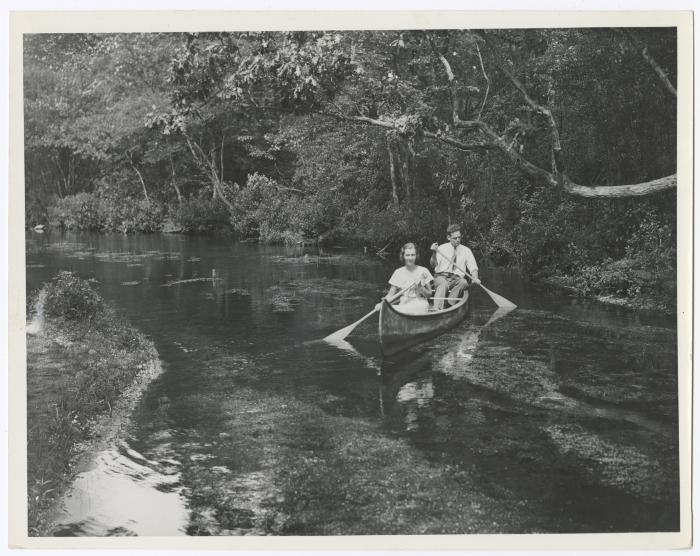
<box><xmin>323</xmin><ymin>307</ymin><xmax>378</xmax><ymax>343</ymax></box>
<box><xmin>483</xmin><ymin>306</ymin><xmax>516</xmax><ymax>327</ymax></box>
<box><xmin>323</xmin><ymin>323</ymin><xmax>361</xmax><ymax>343</ymax></box>
<box><xmin>479</xmin><ymin>284</ymin><xmax>517</xmax><ymax>309</ymax></box>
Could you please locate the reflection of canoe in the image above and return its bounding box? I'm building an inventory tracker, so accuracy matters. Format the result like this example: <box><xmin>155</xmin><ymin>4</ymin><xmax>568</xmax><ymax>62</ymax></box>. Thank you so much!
<box><xmin>379</xmin><ymin>294</ymin><xmax>470</xmax><ymax>356</ymax></box>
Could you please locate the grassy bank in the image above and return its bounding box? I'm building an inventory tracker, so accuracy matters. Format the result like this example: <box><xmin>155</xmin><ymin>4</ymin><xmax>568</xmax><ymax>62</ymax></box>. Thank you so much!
<box><xmin>540</xmin><ymin>268</ymin><xmax>676</xmax><ymax>314</ymax></box>
<box><xmin>26</xmin><ymin>272</ymin><xmax>158</xmax><ymax>535</ymax></box>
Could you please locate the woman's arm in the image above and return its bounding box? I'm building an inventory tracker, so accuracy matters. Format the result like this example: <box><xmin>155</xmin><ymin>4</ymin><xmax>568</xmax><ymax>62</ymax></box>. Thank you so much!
<box><xmin>415</xmin><ymin>282</ymin><xmax>432</xmax><ymax>298</ymax></box>
<box><xmin>376</xmin><ymin>285</ymin><xmax>400</xmax><ymax>310</ymax></box>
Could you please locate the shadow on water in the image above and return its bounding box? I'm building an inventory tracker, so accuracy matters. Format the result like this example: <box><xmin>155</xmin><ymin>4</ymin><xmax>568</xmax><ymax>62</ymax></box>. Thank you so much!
<box><xmin>27</xmin><ymin>232</ymin><xmax>679</xmax><ymax>535</ymax></box>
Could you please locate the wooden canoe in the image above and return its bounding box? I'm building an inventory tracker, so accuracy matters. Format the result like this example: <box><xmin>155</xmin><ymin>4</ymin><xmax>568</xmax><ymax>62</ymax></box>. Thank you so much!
<box><xmin>378</xmin><ymin>293</ymin><xmax>470</xmax><ymax>357</ymax></box>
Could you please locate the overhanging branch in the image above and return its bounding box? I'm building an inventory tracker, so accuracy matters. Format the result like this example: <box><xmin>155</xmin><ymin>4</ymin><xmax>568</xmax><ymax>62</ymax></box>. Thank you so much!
<box><xmin>319</xmin><ymin>111</ymin><xmax>496</xmax><ymax>153</ymax></box>
<box><xmin>621</xmin><ymin>29</ymin><xmax>677</xmax><ymax>98</ymax></box>
<box><xmin>564</xmin><ymin>174</ymin><xmax>677</xmax><ymax>198</ymax></box>
<box><xmin>480</xmin><ymin>32</ymin><xmax>563</xmax><ymax>173</ymax></box>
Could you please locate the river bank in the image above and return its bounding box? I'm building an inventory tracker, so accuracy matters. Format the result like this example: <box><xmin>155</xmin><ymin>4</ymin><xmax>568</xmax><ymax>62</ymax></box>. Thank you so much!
<box><xmin>539</xmin><ymin>275</ymin><xmax>674</xmax><ymax>314</ymax></box>
<box><xmin>26</xmin><ymin>273</ymin><xmax>161</xmax><ymax>535</ymax></box>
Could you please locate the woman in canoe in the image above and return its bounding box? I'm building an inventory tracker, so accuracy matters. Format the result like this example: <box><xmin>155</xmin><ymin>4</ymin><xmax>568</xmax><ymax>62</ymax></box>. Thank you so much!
<box><xmin>377</xmin><ymin>242</ymin><xmax>433</xmax><ymax>315</ymax></box>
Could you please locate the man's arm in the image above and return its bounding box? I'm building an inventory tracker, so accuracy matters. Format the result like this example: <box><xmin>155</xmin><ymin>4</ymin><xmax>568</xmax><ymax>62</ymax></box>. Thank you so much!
<box><xmin>465</xmin><ymin>247</ymin><xmax>481</xmax><ymax>284</ymax></box>
<box><xmin>429</xmin><ymin>242</ymin><xmax>439</xmax><ymax>269</ymax></box>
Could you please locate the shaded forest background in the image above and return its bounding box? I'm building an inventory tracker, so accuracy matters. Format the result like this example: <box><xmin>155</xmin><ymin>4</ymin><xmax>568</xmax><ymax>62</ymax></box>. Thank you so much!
<box><xmin>23</xmin><ymin>29</ymin><xmax>677</xmax><ymax>309</ymax></box>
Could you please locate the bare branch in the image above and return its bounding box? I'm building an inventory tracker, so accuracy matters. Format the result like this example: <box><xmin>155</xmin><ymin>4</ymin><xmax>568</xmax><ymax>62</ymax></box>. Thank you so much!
<box><xmin>320</xmin><ymin>109</ymin><xmax>674</xmax><ymax>198</ymax></box>
<box><xmin>183</xmin><ymin>133</ymin><xmax>236</xmax><ymax>212</ymax></box>
<box><xmin>319</xmin><ymin>111</ymin><xmax>496</xmax><ymax>153</ymax></box>
<box><xmin>427</xmin><ymin>34</ymin><xmax>461</xmax><ymax>126</ymax></box>
<box><xmin>475</xmin><ymin>41</ymin><xmax>490</xmax><ymax>121</ymax></box>
<box><xmin>125</xmin><ymin>151</ymin><xmax>149</xmax><ymax>202</ymax></box>
<box><xmin>621</xmin><ymin>29</ymin><xmax>677</xmax><ymax>97</ymax></box>
<box><xmin>386</xmin><ymin>134</ymin><xmax>400</xmax><ymax>207</ymax></box>
<box><xmin>275</xmin><ymin>184</ymin><xmax>305</xmax><ymax>195</ymax></box>
<box><xmin>484</xmin><ymin>40</ymin><xmax>563</xmax><ymax>174</ymax></box>
<box><xmin>564</xmin><ymin>174</ymin><xmax>677</xmax><ymax>198</ymax></box>
<box><xmin>423</xmin><ymin>130</ymin><xmax>494</xmax><ymax>153</ymax></box>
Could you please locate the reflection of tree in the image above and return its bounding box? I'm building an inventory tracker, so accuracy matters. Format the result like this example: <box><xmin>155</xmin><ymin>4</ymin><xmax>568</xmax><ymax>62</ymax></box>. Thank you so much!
<box><xmin>326</xmin><ymin>306</ymin><xmax>515</xmax><ymax>426</ymax></box>
<box><xmin>395</xmin><ymin>378</ymin><xmax>435</xmax><ymax>431</ymax></box>
<box><xmin>211</xmin><ymin>268</ymin><xmax>229</xmax><ymax>319</ymax></box>
<box><xmin>380</xmin><ymin>307</ymin><xmax>515</xmax><ymax>430</ymax></box>
<box><xmin>379</xmin><ymin>351</ymin><xmax>432</xmax><ymax>418</ymax></box>
<box><xmin>437</xmin><ymin>307</ymin><xmax>514</xmax><ymax>379</ymax></box>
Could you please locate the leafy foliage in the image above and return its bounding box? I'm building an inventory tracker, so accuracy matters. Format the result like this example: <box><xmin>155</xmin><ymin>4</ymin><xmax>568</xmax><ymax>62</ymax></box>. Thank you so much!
<box><xmin>25</xmin><ymin>29</ymin><xmax>678</xmax><ymax>308</ymax></box>
<box><xmin>43</xmin><ymin>271</ymin><xmax>104</xmax><ymax>321</ymax></box>
<box><xmin>230</xmin><ymin>173</ymin><xmax>310</xmax><ymax>243</ymax></box>
<box><xmin>47</xmin><ymin>190</ymin><xmax>165</xmax><ymax>233</ymax></box>
<box><xmin>171</xmin><ymin>193</ymin><xmax>233</xmax><ymax>235</ymax></box>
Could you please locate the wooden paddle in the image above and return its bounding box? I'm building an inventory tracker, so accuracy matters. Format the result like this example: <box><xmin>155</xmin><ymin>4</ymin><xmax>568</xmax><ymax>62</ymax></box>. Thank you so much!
<box><xmin>434</xmin><ymin>247</ymin><xmax>517</xmax><ymax>309</ymax></box>
<box><xmin>323</xmin><ymin>281</ymin><xmax>418</xmax><ymax>342</ymax></box>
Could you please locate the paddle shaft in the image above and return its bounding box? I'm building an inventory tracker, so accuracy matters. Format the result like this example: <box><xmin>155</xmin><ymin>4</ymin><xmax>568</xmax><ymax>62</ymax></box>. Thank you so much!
<box><xmin>434</xmin><ymin>246</ymin><xmax>478</xmax><ymax>281</ymax></box>
<box><xmin>322</xmin><ymin>280</ymin><xmax>419</xmax><ymax>342</ymax></box>
<box><xmin>434</xmin><ymin>247</ymin><xmax>516</xmax><ymax>309</ymax></box>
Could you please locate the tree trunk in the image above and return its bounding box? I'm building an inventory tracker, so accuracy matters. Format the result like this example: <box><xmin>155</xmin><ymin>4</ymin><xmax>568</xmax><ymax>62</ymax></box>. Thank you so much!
<box><xmin>407</xmin><ymin>139</ymin><xmax>417</xmax><ymax>195</ymax></box>
<box><xmin>183</xmin><ymin>134</ymin><xmax>236</xmax><ymax>213</ymax></box>
<box><xmin>220</xmin><ymin>135</ymin><xmax>225</xmax><ymax>185</ymax></box>
<box><xmin>169</xmin><ymin>153</ymin><xmax>182</xmax><ymax>204</ymax></box>
<box><xmin>51</xmin><ymin>153</ymin><xmax>67</xmax><ymax>198</ymax></box>
<box><xmin>68</xmin><ymin>155</ymin><xmax>75</xmax><ymax>194</ymax></box>
<box><xmin>398</xmin><ymin>138</ymin><xmax>412</xmax><ymax>203</ymax></box>
<box><xmin>386</xmin><ymin>134</ymin><xmax>400</xmax><ymax>207</ymax></box>
<box><xmin>126</xmin><ymin>152</ymin><xmax>149</xmax><ymax>203</ymax></box>
<box><xmin>211</xmin><ymin>150</ymin><xmax>218</xmax><ymax>200</ymax></box>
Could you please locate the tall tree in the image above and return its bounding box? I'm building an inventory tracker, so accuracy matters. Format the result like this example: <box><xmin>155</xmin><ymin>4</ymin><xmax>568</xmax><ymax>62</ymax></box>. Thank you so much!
<box><xmin>156</xmin><ymin>29</ymin><xmax>676</xmax><ymax>200</ymax></box>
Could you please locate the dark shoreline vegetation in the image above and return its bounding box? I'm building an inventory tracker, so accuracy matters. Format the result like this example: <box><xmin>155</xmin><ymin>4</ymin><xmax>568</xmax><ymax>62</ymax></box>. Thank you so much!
<box><xmin>25</xmin><ymin>30</ymin><xmax>677</xmax><ymax>313</ymax></box>
<box><xmin>26</xmin><ymin>272</ymin><xmax>158</xmax><ymax>535</ymax></box>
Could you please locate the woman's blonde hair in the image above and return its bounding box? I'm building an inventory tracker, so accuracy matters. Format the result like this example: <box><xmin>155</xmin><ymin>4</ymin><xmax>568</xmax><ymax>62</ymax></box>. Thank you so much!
<box><xmin>399</xmin><ymin>242</ymin><xmax>419</xmax><ymax>262</ymax></box>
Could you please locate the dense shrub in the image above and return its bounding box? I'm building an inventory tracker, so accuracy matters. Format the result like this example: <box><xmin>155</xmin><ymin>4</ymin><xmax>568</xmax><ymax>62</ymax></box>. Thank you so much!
<box><xmin>47</xmin><ymin>191</ymin><xmax>165</xmax><ymax>233</ymax></box>
<box><xmin>25</xmin><ymin>188</ymin><xmax>54</xmax><ymax>228</ymax></box>
<box><xmin>230</xmin><ymin>173</ymin><xmax>311</xmax><ymax>244</ymax></box>
<box><xmin>550</xmin><ymin>211</ymin><xmax>676</xmax><ymax>310</ymax></box>
<box><xmin>170</xmin><ymin>192</ymin><xmax>233</xmax><ymax>235</ymax></box>
<box><xmin>98</xmin><ymin>193</ymin><xmax>165</xmax><ymax>233</ymax></box>
<box><xmin>43</xmin><ymin>271</ymin><xmax>104</xmax><ymax>321</ymax></box>
<box><xmin>35</xmin><ymin>271</ymin><xmax>157</xmax><ymax>413</ymax></box>
<box><xmin>48</xmin><ymin>192</ymin><xmax>102</xmax><ymax>231</ymax></box>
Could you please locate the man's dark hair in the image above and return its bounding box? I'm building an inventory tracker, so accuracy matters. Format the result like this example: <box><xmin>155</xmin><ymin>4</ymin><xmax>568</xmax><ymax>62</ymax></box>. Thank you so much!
<box><xmin>446</xmin><ymin>223</ymin><xmax>461</xmax><ymax>236</ymax></box>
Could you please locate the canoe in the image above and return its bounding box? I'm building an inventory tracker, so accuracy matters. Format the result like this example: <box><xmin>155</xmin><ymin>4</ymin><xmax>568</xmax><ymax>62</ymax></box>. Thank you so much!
<box><xmin>378</xmin><ymin>293</ymin><xmax>470</xmax><ymax>356</ymax></box>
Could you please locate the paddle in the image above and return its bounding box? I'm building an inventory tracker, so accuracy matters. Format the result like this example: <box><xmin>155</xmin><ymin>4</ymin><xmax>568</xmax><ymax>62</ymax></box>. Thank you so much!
<box><xmin>434</xmin><ymin>247</ymin><xmax>517</xmax><ymax>309</ymax></box>
<box><xmin>323</xmin><ymin>281</ymin><xmax>418</xmax><ymax>343</ymax></box>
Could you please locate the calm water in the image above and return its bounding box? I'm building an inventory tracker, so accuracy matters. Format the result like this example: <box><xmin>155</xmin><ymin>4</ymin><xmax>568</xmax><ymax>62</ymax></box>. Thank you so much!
<box><xmin>26</xmin><ymin>231</ymin><xmax>679</xmax><ymax>535</ymax></box>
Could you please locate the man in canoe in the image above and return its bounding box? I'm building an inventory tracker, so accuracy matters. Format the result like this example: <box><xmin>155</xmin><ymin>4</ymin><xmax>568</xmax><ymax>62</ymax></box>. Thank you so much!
<box><xmin>430</xmin><ymin>224</ymin><xmax>481</xmax><ymax>311</ymax></box>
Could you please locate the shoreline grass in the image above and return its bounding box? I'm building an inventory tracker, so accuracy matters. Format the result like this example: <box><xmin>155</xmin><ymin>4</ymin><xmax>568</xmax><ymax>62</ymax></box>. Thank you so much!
<box><xmin>26</xmin><ymin>272</ymin><xmax>158</xmax><ymax>535</ymax></box>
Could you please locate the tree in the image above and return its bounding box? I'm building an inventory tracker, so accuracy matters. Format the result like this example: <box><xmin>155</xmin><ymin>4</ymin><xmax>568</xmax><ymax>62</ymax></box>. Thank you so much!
<box><xmin>157</xmin><ymin>29</ymin><xmax>676</xmax><ymax>201</ymax></box>
<box><xmin>24</xmin><ymin>33</ymin><xmax>182</xmax><ymax>221</ymax></box>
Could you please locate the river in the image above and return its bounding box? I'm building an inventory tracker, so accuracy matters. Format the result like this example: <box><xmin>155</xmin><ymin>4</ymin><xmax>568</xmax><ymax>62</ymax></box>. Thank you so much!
<box><xmin>25</xmin><ymin>231</ymin><xmax>679</xmax><ymax>536</ymax></box>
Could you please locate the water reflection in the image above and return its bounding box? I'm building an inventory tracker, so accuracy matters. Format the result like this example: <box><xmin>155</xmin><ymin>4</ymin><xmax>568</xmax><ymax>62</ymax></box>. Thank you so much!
<box><xmin>50</xmin><ymin>441</ymin><xmax>188</xmax><ymax>537</ymax></box>
<box><xmin>378</xmin><ymin>307</ymin><xmax>514</xmax><ymax>429</ymax></box>
<box><xmin>27</xmin><ymin>232</ymin><xmax>679</xmax><ymax>535</ymax></box>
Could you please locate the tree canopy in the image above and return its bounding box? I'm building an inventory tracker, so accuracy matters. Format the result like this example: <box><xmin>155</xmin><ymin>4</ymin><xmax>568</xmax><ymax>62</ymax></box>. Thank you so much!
<box><xmin>24</xmin><ymin>28</ymin><xmax>678</xmax><ymax>308</ymax></box>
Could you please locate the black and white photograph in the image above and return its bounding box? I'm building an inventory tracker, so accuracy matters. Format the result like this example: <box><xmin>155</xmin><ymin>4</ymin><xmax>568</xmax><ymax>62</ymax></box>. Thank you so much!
<box><xmin>8</xmin><ymin>8</ymin><xmax>692</xmax><ymax>550</ymax></box>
